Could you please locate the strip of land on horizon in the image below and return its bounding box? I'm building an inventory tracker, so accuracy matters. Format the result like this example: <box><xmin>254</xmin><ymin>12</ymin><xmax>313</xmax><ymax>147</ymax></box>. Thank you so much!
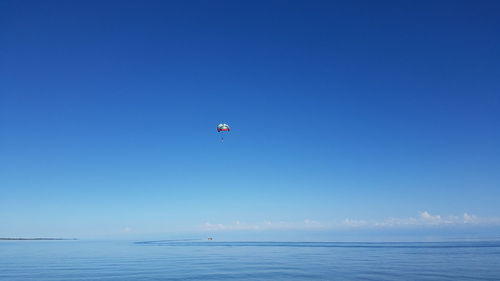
<box><xmin>0</xmin><ymin>238</ymin><xmax>77</xmax><ymax>240</ymax></box>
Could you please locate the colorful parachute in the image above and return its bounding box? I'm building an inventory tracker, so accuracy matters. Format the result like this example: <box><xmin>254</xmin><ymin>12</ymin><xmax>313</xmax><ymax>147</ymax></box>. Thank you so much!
<box><xmin>217</xmin><ymin>123</ymin><xmax>230</xmax><ymax>142</ymax></box>
<box><xmin>217</xmin><ymin>123</ymin><xmax>230</xmax><ymax>132</ymax></box>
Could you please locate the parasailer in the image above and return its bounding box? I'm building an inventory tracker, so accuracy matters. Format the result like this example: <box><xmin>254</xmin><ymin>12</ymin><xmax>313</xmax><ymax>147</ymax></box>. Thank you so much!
<box><xmin>217</xmin><ymin>123</ymin><xmax>230</xmax><ymax>142</ymax></box>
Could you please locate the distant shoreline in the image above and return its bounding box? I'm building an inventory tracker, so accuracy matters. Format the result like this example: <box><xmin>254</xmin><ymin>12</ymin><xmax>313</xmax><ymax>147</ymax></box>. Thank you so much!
<box><xmin>0</xmin><ymin>238</ymin><xmax>77</xmax><ymax>241</ymax></box>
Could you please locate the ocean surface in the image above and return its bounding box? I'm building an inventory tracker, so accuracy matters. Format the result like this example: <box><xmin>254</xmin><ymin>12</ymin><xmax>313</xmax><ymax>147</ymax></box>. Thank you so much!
<box><xmin>1</xmin><ymin>240</ymin><xmax>500</xmax><ymax>280</ymax></box>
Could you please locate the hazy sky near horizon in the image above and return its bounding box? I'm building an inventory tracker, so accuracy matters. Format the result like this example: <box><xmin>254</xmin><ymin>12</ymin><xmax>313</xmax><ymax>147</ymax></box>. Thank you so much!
<box><xmin>1</xmin><ymin>0</ymin><xmax>499</xmax><ymax>239</ymax></box>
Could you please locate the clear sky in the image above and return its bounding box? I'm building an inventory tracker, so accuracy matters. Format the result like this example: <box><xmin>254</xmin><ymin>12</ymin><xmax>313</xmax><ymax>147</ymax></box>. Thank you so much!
<box><xmin>1</xmin><ymin>0</ymin><xmax>499</xmax><ymax>240</ymax></box>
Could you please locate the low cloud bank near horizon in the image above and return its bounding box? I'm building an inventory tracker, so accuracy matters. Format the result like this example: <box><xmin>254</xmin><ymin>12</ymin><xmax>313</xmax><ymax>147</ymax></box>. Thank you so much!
<box><xmin>202</xmin><ymin>211</ymin><xmax>500</xmax><ymax>231</ymax></box>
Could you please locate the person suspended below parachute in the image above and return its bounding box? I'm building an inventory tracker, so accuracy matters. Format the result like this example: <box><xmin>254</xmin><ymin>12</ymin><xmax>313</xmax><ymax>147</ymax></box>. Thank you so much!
<box><xmin>217</xmin><ymin>123</ymin><xmax>230</xmax><ymax>142</ymax></box>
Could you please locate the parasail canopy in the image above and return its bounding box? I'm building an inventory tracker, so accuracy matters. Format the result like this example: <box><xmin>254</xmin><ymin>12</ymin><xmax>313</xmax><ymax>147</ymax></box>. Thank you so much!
<box><xmin>217</xmin><ymin>123</ymin><xmax>230</xmax><ymax>132</ymax></box>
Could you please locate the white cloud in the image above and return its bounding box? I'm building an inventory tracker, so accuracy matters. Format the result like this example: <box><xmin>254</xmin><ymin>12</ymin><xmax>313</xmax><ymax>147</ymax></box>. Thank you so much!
<box><xmin>419</xmin><ymin>211</ymin><xmax>441</xmax><ymax>222</ymax></box>
<box><xmin>339</xmin><ymin>211</ymin><xmax>500</xmax><ymax>228</ymax></box>
<box><xmin>202</xmin><ymin>212</ymin><xmax>500</xmax><ymax>231</ymax></box>
<box><xmin>202</xmin><ymin>219</ymin><xmax>329</xmax><ymax>231</ymax></box>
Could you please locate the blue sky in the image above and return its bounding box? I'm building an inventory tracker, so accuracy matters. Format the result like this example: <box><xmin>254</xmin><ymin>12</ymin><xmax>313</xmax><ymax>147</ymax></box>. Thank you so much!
<box><xmin>1</xmin><ymin>0</ymin><xmax>499</xmax><ymax>240</ymax></box>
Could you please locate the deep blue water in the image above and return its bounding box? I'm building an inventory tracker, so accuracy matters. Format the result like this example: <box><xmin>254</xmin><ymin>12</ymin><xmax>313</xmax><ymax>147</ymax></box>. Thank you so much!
<box><xmin>1</xmin><ymin>240</ymin><xmax>500</xmax><ymax>280</ymax></box>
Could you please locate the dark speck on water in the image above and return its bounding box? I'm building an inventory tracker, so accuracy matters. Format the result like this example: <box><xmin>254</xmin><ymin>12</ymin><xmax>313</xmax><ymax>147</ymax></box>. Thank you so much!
<box><xmin>1</xmin><ymin>240</ymin><xmax>500</xmax><ymax>280</ymax></box>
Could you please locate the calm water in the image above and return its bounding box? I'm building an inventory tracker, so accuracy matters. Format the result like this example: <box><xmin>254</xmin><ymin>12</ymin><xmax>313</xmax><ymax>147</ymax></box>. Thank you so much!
<box><xmin>1</xmin><ymin>240</ymin><xmax>500</xmax><ymax>280</ymax></box>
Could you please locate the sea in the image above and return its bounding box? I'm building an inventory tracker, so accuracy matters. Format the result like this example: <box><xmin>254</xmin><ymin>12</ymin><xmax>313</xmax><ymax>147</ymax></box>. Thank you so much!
<box><xmin>1</xmin><ymin>240</ymin><xmax>500</xmax><ymax>281</ymax></box>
